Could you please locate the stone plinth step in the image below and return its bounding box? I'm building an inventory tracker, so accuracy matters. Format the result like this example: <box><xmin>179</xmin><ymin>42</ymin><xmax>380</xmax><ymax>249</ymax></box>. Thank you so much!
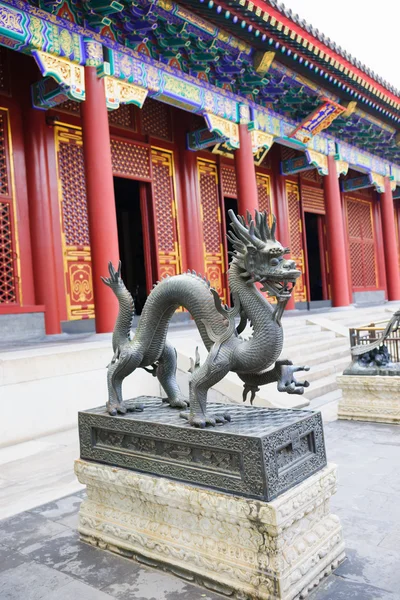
<box><xmin>75</xmin><ymin>460</ymin><xmax>345</xmax><ymax>600</ymax></box>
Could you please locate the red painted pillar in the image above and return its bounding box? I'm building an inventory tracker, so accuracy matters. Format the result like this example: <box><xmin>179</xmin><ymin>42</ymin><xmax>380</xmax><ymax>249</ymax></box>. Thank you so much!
<box><xmin>24</xmin><ymin>108</ymin><xmax>61</xmax><ymax>334</ymax></box>
<box><xmin>235</xmin><ymin>124</ymin><xmax>259</xmax><ymax>217</ymax></box>
<box><xmin>81</xmin><ymin>67</ymin><xmax>119</xmax><ymax>332</ymax></box>
<box><xmin>323</xmin><ymin>156</ymin><xmax>350</xmax><ymax>307</ymax></box>
<box><xmin>270</xmin><ymin>146</ymin><xmax>295</xmax><ymax>310</ymax></box>
<box><xmin>174</xmin><ymin>112</ymin><xmax>204</xmax><ymax>275</ymax></box>
<box><xmin>380</xmin><ymin>178</ymin><xmax>400</xmax><ymax>300</ymax></box>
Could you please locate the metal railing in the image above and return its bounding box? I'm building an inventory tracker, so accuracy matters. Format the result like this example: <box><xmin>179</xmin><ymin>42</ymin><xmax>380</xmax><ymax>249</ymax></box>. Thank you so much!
<box><xmin>349</xmin><ymin>319</ymin><xmax>400</xmax><ymax>363</ymax></box>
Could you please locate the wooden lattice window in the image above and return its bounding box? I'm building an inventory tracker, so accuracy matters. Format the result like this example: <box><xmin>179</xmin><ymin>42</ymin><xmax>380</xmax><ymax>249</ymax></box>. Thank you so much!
<box><xmin>0</xmin><ymin>110</ymin><xmax>18</xmax><ymax>305</ymax></box>
<box><xmin>141</xmin><ymin>98</ymin><xmax>172</xmax><ymax>141</ymax></box>
<box><xmin>302</xmin><ymin>185</ymin><xmax>325</xmax><ymax>214</ymax></box>
<box><xmin>198</xmin><ymin>159</ymin><xmax>226</xmax><ymax>302</ymax></box>
<box><xmin>111</xmin><ymin>138</ymin><xmax>151</xmax><ymax>179</ymax></box>
<box><xmin>346</xmin><ymin>197</ymin><xmax>377</xmax><ymax>290</ymax></box>
<box><xmin>58</xmin><ymin>133</ymin><xmax>90</xmax><ymax>247</ymax></box>
<box><xmin>151</xmin><ymin>148</ymin><xmax>181</xmax><ymax>278</ymax></box>
<box><xmin>108</xmin><ymin>105</ymin><xmax>135</xmax><ymax>130</ymax></box>
<box><xmin>0</xmin><ymin>47</ymin><xmax>10</xmax><ymax>96</ymax></box>
<box><xmin>286</xmin><ymin>180</ymin><xmax>307</xmax><ymax>303</ymax></box>
<box><xmin>256</xmin><ymin>172</ymin><xmax>272</xmax><ymax>216</ymax></box>
<box><xmin>57</xmin><ymin>99</ymin><xmax>81</xmax><ymax>115</ymax></box>
<box><xmin>221</xmin><ymin>166</ymin><xmax>237</xmax><ymax>199</ymax></box>
<box><xmin>55</xmin><ymin>127</ymin><xmax>94</xmax><ymax>320</ymax></box>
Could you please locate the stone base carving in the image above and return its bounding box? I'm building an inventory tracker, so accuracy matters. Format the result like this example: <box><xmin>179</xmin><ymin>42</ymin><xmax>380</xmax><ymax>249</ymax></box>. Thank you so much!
<box><xmin>337</xmin><ymin>375</ymin><xmax>400</xmax><ymax>424</ymax></box>
<box><xmin>78</xmin><ymin>400</ymin><xmax>327</xmax><ymax>502</ymax></box>
<box><xmin>75</xmin><ymin>460</ymin><xmax>345</xmax><ymax>600</ymax></box>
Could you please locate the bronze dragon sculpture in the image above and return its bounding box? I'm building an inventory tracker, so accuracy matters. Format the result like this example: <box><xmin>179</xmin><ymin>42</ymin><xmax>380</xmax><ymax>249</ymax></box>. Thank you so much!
<box><xmin>102</xmin><ymin>209</ymin><xmax>310</xmax><ymax>427</ymax></box>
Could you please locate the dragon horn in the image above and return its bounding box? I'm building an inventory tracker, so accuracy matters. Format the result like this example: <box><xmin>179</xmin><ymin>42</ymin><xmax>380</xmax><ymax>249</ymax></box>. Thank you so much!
<box><xmin>228</xmin><ymin>209</ymin><xmax>264</xmax><ymax>249</ymax></box>
<box><xmin>270</xmin><ymin>214</ymin><xmax>277</xmax><ymax>242</ymax></box>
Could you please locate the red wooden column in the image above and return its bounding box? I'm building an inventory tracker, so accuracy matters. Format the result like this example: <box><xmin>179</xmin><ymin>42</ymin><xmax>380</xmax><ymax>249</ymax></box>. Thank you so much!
<box><xmin>323</xmin><ymin>155</ymin><xmax>350</xmax><ymax>307</ymax></box>
<box><xmin>270</xmin><ymin>146</ymin><xmax>295</xmax><ymax>310</ymax></box>
<box><xmin>235</xmin><ymin>124</ymin><xmax>259</xmax><ymax>217</ymax></box>
<box><xmin>81</xmin><ymin>67</ymin><xmax>119</xmax><ymax>332</ymax></box>
<box><xmin>174</xmin><ymin>111</ymin><xmax>204</xmax><ymax>274</ymax></box>
<box><xmin>380</xmin><ymin>177</ymin><xmax>400</xmax><ymax>300</ymax></box>
<box><xmin>24</xmin><ymin>108</ymin><xmax>61</xmax><ymax>334</ymax></box>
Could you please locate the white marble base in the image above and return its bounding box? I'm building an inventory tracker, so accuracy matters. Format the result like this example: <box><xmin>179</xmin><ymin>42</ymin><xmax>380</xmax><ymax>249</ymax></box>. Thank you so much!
<box><xmin>75</xmin><ymin>460</ymin><xmax>345</xmax><ymax>600</ymax></box>
<box><xmin>337</xmin><ymin>375</ymin><xmax>400</xmax><ymax>424</ymax></box>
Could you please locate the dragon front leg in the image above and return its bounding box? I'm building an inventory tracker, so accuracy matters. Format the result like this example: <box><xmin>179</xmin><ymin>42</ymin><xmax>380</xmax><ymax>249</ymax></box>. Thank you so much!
<box><xmin>239</xmin><ymin>359</ymin><xmax>310</xmax><ymax>403</ymax></box>
<box><xmin>275</xmin><ymin>359</ymin><xmax>310</xmax><ymax>395</ymax></box>
<box><xmin>180</xmin><ymin>346</ymin><xmax>231</xmax><ymax>427</ymax></box>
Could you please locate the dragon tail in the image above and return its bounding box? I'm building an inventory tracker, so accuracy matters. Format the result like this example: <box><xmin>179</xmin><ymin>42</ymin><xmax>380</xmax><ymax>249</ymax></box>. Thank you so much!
<box><xmin>101</xmin><ymin>261</ymin><xmax>135</xmax><ymax>352</ymax></box>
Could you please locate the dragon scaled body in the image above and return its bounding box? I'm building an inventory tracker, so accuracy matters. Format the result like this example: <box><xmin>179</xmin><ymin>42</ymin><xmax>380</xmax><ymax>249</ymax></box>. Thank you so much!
<box><xmin>102</xmin><ymin>210</ymin><xmax>310</xmax><ymax>427</ymax></box>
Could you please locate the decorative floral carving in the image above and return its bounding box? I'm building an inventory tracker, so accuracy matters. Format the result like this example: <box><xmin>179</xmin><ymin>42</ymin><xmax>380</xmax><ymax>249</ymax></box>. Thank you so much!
<box><xmin>75</xmin><ymin>460</ymin><xmax>345</xmax><ymax>600</ymax></box>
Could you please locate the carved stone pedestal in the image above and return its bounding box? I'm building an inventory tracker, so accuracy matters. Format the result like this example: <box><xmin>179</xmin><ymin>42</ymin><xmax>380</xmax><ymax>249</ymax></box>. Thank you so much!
<box><xmin>75</xmin><ymin>460</ymin><xmax>345</xmax><ymax>600</ymax></box>
<box><xmin>337</xmin><ymin>375</ymin><xmax>400</xmax><ymax>423</ymax></box>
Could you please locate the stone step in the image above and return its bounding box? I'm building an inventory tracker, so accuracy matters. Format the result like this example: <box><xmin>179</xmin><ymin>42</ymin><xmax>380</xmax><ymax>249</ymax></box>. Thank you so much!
<box><xmin>325</xmin><ymin>307</ymin><xmax>394</xmax><ymax>324</ymax></box>
<box><xmin>310</xmin><ymin>388</ymin><xmax>342</xmax><ymax>409</ymax></box>
<box><xmin>283</xmin><ymin>330</ymin><xmax>337</xmax><ymax>350</ymax></box>
<box><xmin>304</xmin><ymin>373</ymin><xmax>340</xmax><ymax>400</ymax></box>
<box><xmin>289</xmin><ymin>344</ymin><xmax>351</xmax><ymax>367</ymax></box>
<box><xmin>282</xmin><ymin>324</ymin><xmax>322</xmax><ymax>338</ymax></box>
<box><xmin>304</xmin><ymin>356</ymin><xmax>350</xmax><ymax>383</ymax></box>
<box><xmin>285</xmin><ymin>336</ymin><xmax>348</xmax><ymax>359</ymax></box>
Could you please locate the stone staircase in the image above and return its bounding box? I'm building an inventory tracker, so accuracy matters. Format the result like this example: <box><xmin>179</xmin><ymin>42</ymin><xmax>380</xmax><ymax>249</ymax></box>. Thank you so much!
<box><xmin>298</xmin><ymin>303</ymin><xmax>399</xmax><ymax>420</ymax></box>
<box><xmin>170</xmin><ymin>303</ymin><xmax>399</xmax><ymax>422</ymax></box>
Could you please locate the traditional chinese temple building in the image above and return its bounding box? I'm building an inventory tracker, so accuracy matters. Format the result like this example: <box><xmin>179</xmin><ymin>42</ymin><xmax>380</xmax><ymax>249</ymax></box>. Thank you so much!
<box><xmin>1</xmin><ymin>0</ymin><xmax>400</xmax><ymax>335</ymax></box>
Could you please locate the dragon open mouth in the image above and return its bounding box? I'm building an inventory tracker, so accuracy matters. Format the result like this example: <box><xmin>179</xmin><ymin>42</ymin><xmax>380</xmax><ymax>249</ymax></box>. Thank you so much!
<box><xmin>260</xmin><ymin>277</ymin><xmax>297</xmax><ymax>300</ymax></box>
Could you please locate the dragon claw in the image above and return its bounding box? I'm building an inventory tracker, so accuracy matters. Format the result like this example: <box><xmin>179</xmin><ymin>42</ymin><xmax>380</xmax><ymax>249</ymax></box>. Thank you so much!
<box><xmin>179</xmin><ymin>411</ymin><xmax>231</xmax><ymax>427</ymax></box>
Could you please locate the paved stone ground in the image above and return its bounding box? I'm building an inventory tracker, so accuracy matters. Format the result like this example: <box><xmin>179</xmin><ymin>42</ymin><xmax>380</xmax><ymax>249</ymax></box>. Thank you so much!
<box><xmin>0</xmin><ymin>419</ymin><xmax>399</xmax><ymax>600</ymax></box>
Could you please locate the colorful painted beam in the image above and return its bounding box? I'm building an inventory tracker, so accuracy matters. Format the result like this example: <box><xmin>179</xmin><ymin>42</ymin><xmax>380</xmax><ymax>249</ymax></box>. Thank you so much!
<box><xmin>101</xmin><ymin>48</ymin><xmax>239</xmax><ymax>121</ymax></box>
<box><xmin>0</xmin><ymin>1</ymin><xmax>84</xmax><ymax>62</ymax></box>
<box><xmin>281</xmin><ymin>149</ymin><xmax>328</xmax><ymax>176</ymax></box>
<box><xmin>0</xmin><ymin>0</ymin><xmax>399</xmax><ymax>182</ymax></box>
<box><xmin>187</xmin><ymin>128</ymin><xmax>227</xmax><ymax>151</ymax></box>
<box><xmin>336</xmin><ymin>141</ymin><xmax>391</xmax><ymax>178</ymax></box>
<box><xmin>341</xmin><ymin>171</ymin><xmax>385</xmax><ymax>193</ymax></box>
<box><xmin>289</xmin><ymin>99</ymin><xmax>345</xmax><ymax>144</ymax></box>
<box><xmin>33</xmin><ymin>50</ymin><xmax>85</xmax><ymax>101</ymax></box>
<box><xmin>103</xmin><ymin>76</ymin><xmax>148</xmax><ymax>110</ymax></box>
<box><xmin>32</xmin><ymin>75</ymin><xmax>73</xmax><ymax>109</ymax></box>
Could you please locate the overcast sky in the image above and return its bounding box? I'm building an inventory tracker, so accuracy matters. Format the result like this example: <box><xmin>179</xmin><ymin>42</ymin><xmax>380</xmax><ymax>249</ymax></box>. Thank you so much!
<box><xmin>282</xmin><ymin>0</ymin><xmax>400</xmax><ymax>91</ymax></box>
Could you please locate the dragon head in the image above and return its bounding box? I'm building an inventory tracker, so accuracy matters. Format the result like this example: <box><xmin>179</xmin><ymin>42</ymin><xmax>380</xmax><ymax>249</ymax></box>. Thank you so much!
<box><xmin>228</xmin><ymin>209</ymin><xmax>301</xmax><ymax>303</ymax></box>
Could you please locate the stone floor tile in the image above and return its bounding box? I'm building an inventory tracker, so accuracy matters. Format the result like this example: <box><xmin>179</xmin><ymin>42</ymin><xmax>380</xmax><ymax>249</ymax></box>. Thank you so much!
<box><xmin>20</xmin><ymin>528</ymin><xmax>143</xmax><ymax>589</ymax></box>
<box><xmin>378</xmin><ymin>528</ymin><xmax>400</xmax><ymax>552</ymax></box>
<box><xmin>335</xmin><ymin>544</ymin><xmax>400</xmax><ymax>593</ymax></box>
<box><xmin>0</xmin><ymin>561</ymin><xmax>72</xmax><ymax>600</ymax></box>
<box><xmin>56</xmin><ymin>511</ymin><xmax>79</xmax><ymax>529</ymax></box>
<box><xmin>29</xmin><ymin>494</ymin><xmax>83</xmax><ymax>522</ymax></box>
<box><xmin>42</xmin><ymin>579</ymin><xmax>115</xmax><ymax>599</ymax></box>
<box><xmin>338</xmin><ymin>513</ymin><xmax>391</xmax><ymax>547</ymax></box>
<box><xmin>0</xmin><ymin>511</ymin><xmax>69</xmax><ymax>551</ymax></box>
<box><xmin>0</xmin><ymin>544</ymin><xmax>28</xmax><ymax>573</ymax></box>
<box><xmin>102</xmin><ymin>567</ymin><xmax>220</xmax><ymax>600</ymax></box>
<box><xmin>331</xmin><ymin>485</ymin><xmax>400</xmax><ymax>523</ymax></box>
<box><xmin>309</xmin><ymin>574</ymin><xmax>396</xmax><ymax>599</ymax></box>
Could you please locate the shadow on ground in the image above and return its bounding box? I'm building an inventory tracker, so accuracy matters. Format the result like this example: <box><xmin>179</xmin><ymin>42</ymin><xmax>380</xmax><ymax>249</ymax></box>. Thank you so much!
<box><xmin>0</xmin><ymin>419</ymin><xmax>399</xmax><ymax>599</ymax></box>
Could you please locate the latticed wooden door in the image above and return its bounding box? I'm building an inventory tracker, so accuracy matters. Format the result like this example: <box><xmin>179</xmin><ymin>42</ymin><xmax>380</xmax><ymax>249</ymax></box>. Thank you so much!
<box><xmin>345</xmin><ymin>196</ymin><xmax>377</xmax><ymax>290</ymax></box>
<box><xmin>256</xmin><ymin>172</ymin><xmax>272</xmax><ymax>217</ymax></box>
<box><xmin>198</xmin><ymin>158</ymin><xmax>227</xmax><ymax>303</ymax></box>
<box><xmin>0</xmin><ymin>108</ymin><xmax>19</xmax><ymax>306</ymax></box>
<box><xmin>220</xmin><ymin>165</ymin><xmax>237</xmax><ymax>199</ymax></box>
<box><xmin>150</xmin><ymin>148</ymin><xmax>181</xmax><ymax>280</ymax></box>
<box><xmin>286</xmin><ymin>180</ymin><xmax>307</xmax><ymax>303</ymax></box>
<box><xmin>55</xmin><ymin>126</ymin><xmax>94</xmax><ymax>320</ymax></box>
